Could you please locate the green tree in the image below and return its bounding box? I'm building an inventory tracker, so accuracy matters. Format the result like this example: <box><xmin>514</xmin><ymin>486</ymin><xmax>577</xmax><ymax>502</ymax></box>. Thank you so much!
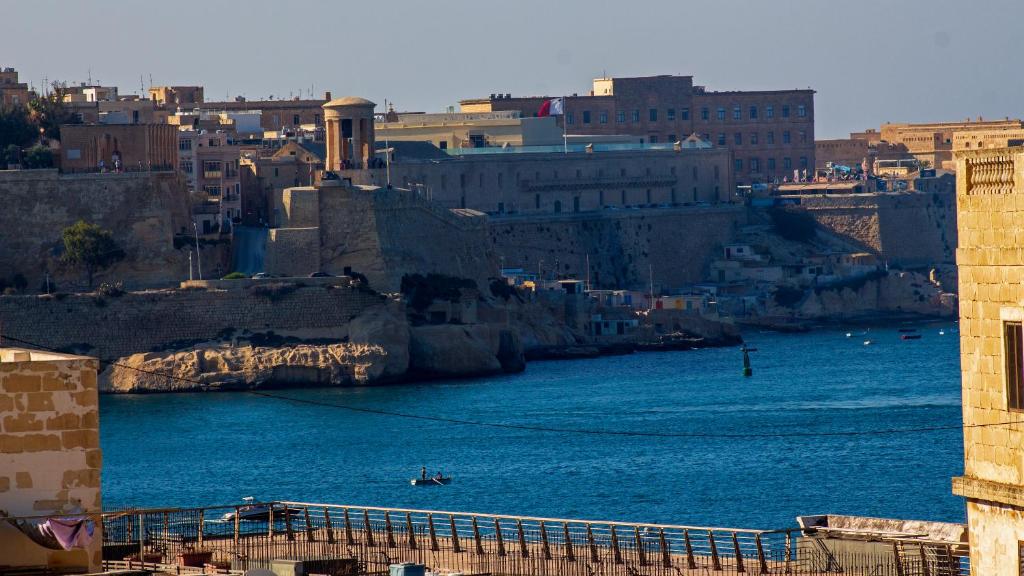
<box><xmin>22</xmin><ymin>145</ymin><xmax>54</xmax><ymax>169</ymax></box>
<box><xmin>0</xmin><ymin>106</ymin><xmax>37</xmax><ymax>149</ymax></box>
<box><xmin>28</xmin><ymin>82</ymin><xmax>80</xmax><ymax>142</ymax></box>
<box><xmin>61</xmin><ymin>221</ymin><xmax>125</xmax><ymax>288</ymax></box>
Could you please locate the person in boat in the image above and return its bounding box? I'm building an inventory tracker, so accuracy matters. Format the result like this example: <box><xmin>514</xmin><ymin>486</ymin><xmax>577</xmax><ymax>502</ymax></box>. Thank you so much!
<box><xmin>421</xmin><ymin>466</ymin><xmax>427</xmax><ymax>480</ymax></box>
<box><xmin>435</xmin><ymin>471</ymin><xmax>444</xmax><ymax>481</ymax></box>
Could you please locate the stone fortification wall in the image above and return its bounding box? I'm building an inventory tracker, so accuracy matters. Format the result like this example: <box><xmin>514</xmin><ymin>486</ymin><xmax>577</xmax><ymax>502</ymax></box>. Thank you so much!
<box><xmin>489</xmin><ymin>206</ymin><xmax>745</xmax><ymax>291</ymax></box>
<box><xmin>265</xmin><ymin>227</ymin><xmax>321</xmax><ymax>277</ymax></box>
<box><xmin>0</xmin><ymin>284</ymin><xmax>384</xmax><ymax>361</ymax></box>
<box><xmin>315</xmin><ymin>184</ymin><xmax>498</xmax><ymax>291</ymax></box>
<box><xmin>0</xmin><ymin>170</ymin><xmax>193</xmax><ymax>291</ymax></box>
<box><xmin>787</xmin><ymin>190</ymin><xmax>957</xmax><ymax>268</ymax></box>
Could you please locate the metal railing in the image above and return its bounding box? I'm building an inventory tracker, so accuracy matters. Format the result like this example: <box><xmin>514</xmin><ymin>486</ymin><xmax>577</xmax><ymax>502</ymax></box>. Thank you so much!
<box><xmin>99</xmin><ymin>502</ymin><xmax>970</xmax><ymax>575</ymax></box>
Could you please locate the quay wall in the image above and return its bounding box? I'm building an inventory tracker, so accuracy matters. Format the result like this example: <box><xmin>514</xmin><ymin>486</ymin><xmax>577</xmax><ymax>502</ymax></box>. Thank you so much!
<box><xmin>488</xmin><ymin>205</ymin><xmax>745</xmax><ymax>291</ymax></box>
<box><xmin>0</xmin><ymin>284</ymin><xmax>384</xmax><ymax>361</ymax></box>
<box><xmin>788</xmin><ymin>190</ymin><xmax>957</xmax><ymax>268</ymax></box>
<box><xmin>0</xmin><ymin>169</ymin><xmax>206</xmax><ymax>292</ymax></box>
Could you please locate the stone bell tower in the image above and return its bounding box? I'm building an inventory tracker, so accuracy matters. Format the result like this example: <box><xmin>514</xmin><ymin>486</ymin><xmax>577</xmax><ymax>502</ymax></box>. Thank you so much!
<box><xmin>323</xmin><ymin>96</ymin><xmax>376</xmax><ymax>171</ymax></box>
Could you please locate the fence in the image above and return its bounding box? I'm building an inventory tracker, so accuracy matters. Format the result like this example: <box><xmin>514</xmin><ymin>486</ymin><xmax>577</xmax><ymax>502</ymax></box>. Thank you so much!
<box><xmin>99</xmin><ymin>502</ymin><xmax>970</xmax><ymax>576</ymax></box>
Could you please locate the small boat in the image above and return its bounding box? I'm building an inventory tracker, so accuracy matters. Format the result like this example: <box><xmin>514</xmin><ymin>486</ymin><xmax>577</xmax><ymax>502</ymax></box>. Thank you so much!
<box><xmin>901</xmin><ymin>334</ymin><xmax>922</xmax><ymax>340</ymax></box>
<box><xmin>220</xmin><ymin>498</ymin><xmax>301</xmax><ymax>522</ymax></box>
<box><xmin>411</xmin><ymin>476</ymin><xmax>452</xmax><ymax>486</ymax></box>
<box><xmin>863</xmin><ymin>340</ymin><xmax>873</xmax><ymax>346</ymax></box>
<box><xmin>939</xmin><ymin>330</ymin><xmax>945</xmax><ymax>336</ymax></box>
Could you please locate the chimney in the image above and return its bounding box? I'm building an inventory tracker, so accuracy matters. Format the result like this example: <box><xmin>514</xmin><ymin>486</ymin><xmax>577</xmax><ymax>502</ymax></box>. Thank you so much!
<box><xmin>324</xmin><ymin>91</ymin><xmax>332</xmax><ymax>101</ymax></box>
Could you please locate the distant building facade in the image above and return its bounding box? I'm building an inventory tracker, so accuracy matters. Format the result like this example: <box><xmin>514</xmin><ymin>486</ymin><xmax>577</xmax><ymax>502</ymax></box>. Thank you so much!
<box><xmin>460</xmin><ymin>75</ymin><xmax>814</xmax><ymax>188</ymax></box>
<box><xmin>178</xmin><ymin>129</ymin><xmax>242</xmax><ymax>233</ymax></box>
<box><xmin>59</xmin><ymin>123</ymin><xmax>178</xmax><ymax>173</ymax></box>
<box><xmin>953</xmin><ymin>145</ymin><xmax>1024</xmax><ymax>573</ymax></box>
<box><xmin>148</xmin><ymin>85</ymin><xmax>204</xmax><ymax>107</ymax></box>
<box><xmin>0</xmin><ymin>67</ymin><xmax>31</xmax><ymax>107</ymax></box>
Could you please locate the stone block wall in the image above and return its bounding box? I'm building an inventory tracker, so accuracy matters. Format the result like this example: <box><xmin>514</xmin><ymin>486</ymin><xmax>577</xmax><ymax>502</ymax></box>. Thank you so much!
<box><xmin>489</xmin><ymin>205</ymin><xmax>745</xmax><ymax>291</ymax></box>
<box><xmin>0</xmin><ymin>170</ymin><xmax>192</xmax><ymax>292</ymax></box>
<box><xmin>265</xmin><ymin>228</ymin><xmax>322</xmax><ymax>277</ymax></box>
<box><xmin>952</xmin><ymin>148</ymin><xmax>1024</xmax><ymax>574</ymax></box>
<box><xmin>788</xmin><ymin>189</ymin><xmax>957</xmax><ymax>268</ymax></box>
<box><xmin>0</xmin><ymin>285</ymin><xmax>384</xmax><ymax>361</ymax></box>
<box><xmin>0</xmin><ymin>350</ymin><xmax>101</xmax><ymax>571</ymax></box>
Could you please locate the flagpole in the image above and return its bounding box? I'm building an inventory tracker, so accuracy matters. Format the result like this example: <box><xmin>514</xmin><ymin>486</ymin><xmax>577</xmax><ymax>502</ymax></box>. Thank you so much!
<box><xmin>384</xmin><ymin>98</ymin><xmax>391</xmax><ymax>187</ymax></box>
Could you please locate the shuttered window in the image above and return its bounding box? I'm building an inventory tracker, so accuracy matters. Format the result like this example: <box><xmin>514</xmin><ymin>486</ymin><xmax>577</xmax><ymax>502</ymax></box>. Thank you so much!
<box><xmin>1006</xmin><ymin>321</ymin><xmax>1024</xmax><ymax>410</ymax></box>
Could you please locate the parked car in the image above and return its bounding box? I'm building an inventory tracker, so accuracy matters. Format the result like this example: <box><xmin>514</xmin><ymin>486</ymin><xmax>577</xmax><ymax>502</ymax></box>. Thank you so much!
<box><xmin>309</xmin><ymin>272</ymin><xmax>332</xmax><ymax>278</ymax></box>
<box><xmin>252</xmin><ymin>272</ymin><xmax>270</xmax><ymax>279</ymax></box>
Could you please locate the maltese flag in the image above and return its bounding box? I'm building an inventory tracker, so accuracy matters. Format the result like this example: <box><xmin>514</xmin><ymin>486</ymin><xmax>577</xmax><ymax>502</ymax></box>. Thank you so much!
<box><xmin>538</xmin><ymin>97</ymin><xmax>564</xmax><ymax>117</ymax></box>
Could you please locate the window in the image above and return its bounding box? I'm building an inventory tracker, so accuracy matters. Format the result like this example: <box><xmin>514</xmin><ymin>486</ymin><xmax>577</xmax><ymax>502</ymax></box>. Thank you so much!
<box><xmin>179</xmin><ymin>139</ymin><xmax>192</xmax><ymax>151</ymax></box>
<box><xmin>553</xmin><ymin>200</ymin><xmax>561</xmax><ymax>213</ymax></box>
<box><xmin>621</xmin><ymin>190</ymin><xmax>626</xmax><ymax>204</ymax></box>
<box><xmin>783</xmin><ymin>157</ymin><xmax>792</xmax><ymax>170</ymax></box>
<box><xmin>649</xmin><ymin>135</ymin><xmax>658</xmax><ymax>143</ymax></box>
<box><xmin>650</xmin><ymin>108</ymin><xmax>658</xmax><ymax>122</ymax></box>
<box><xmin>766</xmin><ymin>105</ymin><xmax>774</xmax><ymax>118</ymax></box>
<box><xmin>734</xmin><ymin>132</ymin><xmax>742</xmax><ymax>145</ymax></box>
<box><xmin>616</xmin><ymin>110</ymin><xmax>625</xmax><ymax>123</ymax></box>
<box><xmin>782</xmin><ymin>105</ymin><xmax>790</xmax><ymax>118</ymax></box>
<box><xmin>439</xmin><ymin>140</ymin><xmax>447</xmax><ymax>150</ymax></box>
<box><xmin>667</xmin><ymin>108</ymin><xmax>675</xmax><ymax>121</ymax></box>
<box><xmin>750</xmin><ymin>158</ymin><xmax>760</xmax><ymax>172</ymax></box>
<box><xmin>573</xmin><ymin>197</ymin><xmax>580</xmax><ymax>212</ymax></box>
<box><xmin>797</xmin><ymin>104</ymin><xmax>807</xmax><ymax>118</ymax></box>
<box><xmin>632</xmin><ymin>110</ymin><xmax>640</xmax><ymax>122</ymax></box>
<box><xmin>1006</xmin><ymin>321</ymin><xmax>1024</xmax><ymax>410</ymax></box>
<box><xmin>750</xmin><ymin>132</ymin><xmax>758</xmax><ymax>145</ymax></box>
<box><xmin>646</xmin><ymin>189</ymin><xmax>651</xmax><ymax>204</ymax></box>
<box><xmin>582</xmin><ymin>110</ymin><xmax>591</xmax><ymax>124</ymax></box>
<box><xmin>800</xmin><ymin>156</ymin><xmax>808</xmax><ymax>169</ymax></box>
<box><xmin>734</xmin><ymin>159</ymin><xmax>743</xmax><ymax>172</ymax></box>
<box><xmin>767</xmin><ymin>131</ymin><xmax>775</xmax><ymax>145</ymax></box>
<box><xmin>717</xmin><ymin>107</ymin><xmax>726</xmax><ymax>120</ymax></box>
<box><xmin>767</xmin><ymin>157</ymin><xmax>776</xmax><ymax>171</ymax></box>
<box><xmin>799</xmin><ymin>130</ymin><xmax>807</xmax><ymax>144</ymax></box>
<box><xmin>498</xmin><ymin>202</ymin><xmax>505</xmax><ymax>214</ymax></box>
<box><xmin>566</xmin><ymin>113</ymin><xmax>575</xmax><ymax>125</ymax></box>
<box><xmin>783</xmin><ymin>131</ymin><xmax>791</xmax><ymax>144</ymax></box>
<box><xmin>749</xmin><ymin>106</ymin><xmax>758</xmax><ymax>119</ymax></box>
<box><xmin>293</xmin><ymin>114</ymin><xmax>300</xmax><ymax>125</ymax></box>
<box><xmin>717</xmin><ymin>133</ymin><xmax>726</xmax><ymax>146</ymax></box>
<box><xmin>203</xmin><ymin>185</ymin><xmax>221</xmax><ymax>196</ymax></box>
<box><xmin>732</xmin><ymin>106</ymin><xmax>741</xmax><ymax>120</ymax></box>
<box><xmin>701</xmin><ymin>107</ymin><xmax>709</xmax><ymax>120</ymax></box>
<box><xmin>599</xmin><ymin>111</ymin><xmax>608</xmax><ymax>124</ymax></box>
<box><xmin>681</xmin><ymin>107</ymin><xmax>690</xmax><ymax>120</ymax></box>
<box><xmin>668</xmin><ymin>134</ymin><xmax>676</xmax><ymax>143</ymax></box>
<box><xmin>179</xmin><ymin>160</ymin><xmax>193</xmax><ymax>174</ymax></box>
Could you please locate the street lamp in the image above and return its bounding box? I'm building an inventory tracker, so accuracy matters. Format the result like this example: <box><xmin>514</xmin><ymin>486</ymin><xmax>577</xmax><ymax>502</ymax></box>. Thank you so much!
<box><xmin>192</xmin><ymin>221</ymin><xmax>203</xmax><ymax>280</ymax></box>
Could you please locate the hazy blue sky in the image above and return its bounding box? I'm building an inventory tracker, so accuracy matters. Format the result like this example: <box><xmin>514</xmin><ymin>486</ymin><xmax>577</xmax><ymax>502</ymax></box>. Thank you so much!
<box><xmin>2</xmin><ymin>0</ymin><xmax>1021</xmax><ymax>138</ymax></box>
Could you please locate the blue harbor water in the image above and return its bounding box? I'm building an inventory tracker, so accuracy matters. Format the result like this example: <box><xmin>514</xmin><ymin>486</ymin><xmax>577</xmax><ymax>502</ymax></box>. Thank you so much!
<box><xmin>101</xmin><ymin>323</ymin><xmax>965</xmax><ymax>529</ymax></box>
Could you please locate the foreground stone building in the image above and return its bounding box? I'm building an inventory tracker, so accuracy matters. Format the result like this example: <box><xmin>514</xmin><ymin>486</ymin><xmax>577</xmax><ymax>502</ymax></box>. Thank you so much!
<box><xmin>0</xmin><ymin>348</ymin><xmax>101</xmax><ymax>571</ymax></box>
<box><xmin>953</xmin><ymin>146</ymin><xmax>1024</xmax><ymax>573</ymax></box>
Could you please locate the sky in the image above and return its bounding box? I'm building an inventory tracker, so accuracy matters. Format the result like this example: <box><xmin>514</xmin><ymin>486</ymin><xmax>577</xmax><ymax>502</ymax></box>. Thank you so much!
<box><xmin>2</xmin><ymin>0</ymin><xmax>1022</xmax><ymax>138</ymax></box>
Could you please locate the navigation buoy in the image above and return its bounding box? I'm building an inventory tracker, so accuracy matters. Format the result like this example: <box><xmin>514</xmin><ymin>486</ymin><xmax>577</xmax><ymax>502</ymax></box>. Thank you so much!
<box><xmin>741</xmin><ymin>345</ymin><xmax>757</xmax><ymax>377</ymax></box>
<box><xmin>939</xmin><ymin>330</ymin><xmax>945</xmax><ymax>336</ymax></box>
<box><xmin>845</xmin><ymin>332</ymin><xmax>852</xmax><ymax>338</ymax></box>
<box><xmin>864</xmin><ymin>340</ymin><xmax>873</xmax><ymax>346</ymax></box>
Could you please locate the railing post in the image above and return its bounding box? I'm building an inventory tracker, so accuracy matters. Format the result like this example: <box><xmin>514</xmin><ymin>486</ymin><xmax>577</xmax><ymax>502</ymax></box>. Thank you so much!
<box><xmin>495</xmin><ymin>519</ymin><xmax>506</xmax><ymax>557</ymax></box>
<box><xmin>449</xmin><ymin>515</ymin><xmax>462</xmax><ymax>553</ymax></box>
<box><xmin>683</xmin><ymin>529</ymin><xmax>697</xmax><ymax>569</ymax></box>
<box><xmin>517</xmin><ymin>520</ymin><xmax>529</xmax><ymax>558</ymax></box>
<box><xmin>344</xmin><ymin>509</ymin><xmax>355</xmax><ymax>545</ymax></box>
<box><xmin>385</xmin><ymin>512</ymin><xmax>397</xmax><ymax>548</ymax></box>
<box><xmin>784</xmin><ymin>529</ymin><xmax>793</xmax><ymax>574</ymax></box>
<box><xmin>324</xmin><ymin>508</ymin><xmax>335</xmax><ymax>544</ymax></box>
<box><xmin>893</xmin><ymin>541</ymin><xmax>906</xmax><ymax>576</ymax></box>
<box><xmin>428</xmin><ymin>514</ymin><xmax>439</xmax><ymax>551</ymax></box>
<box><xmin>268</xmin><ymin>506</ymin><xmax>275</xmax><ymax>539</ymax></box>
<box><xmin>304</xmin><ymin>507</ymin><xmax>315</xmax><ymax>542</ymax></box>
<box><xmin>197</xmin><ymin>509</ymin><xmax>204</xmax><ymax>548</ymax></box>
<box><xmin>732</xmin><ymin>532</ymin><xmax>745</xmax><ymax>573</ymax></box>
<box><xmin>137</xmin><ymin>513</ymin><xmax>144</xmax><ymax>562</ymax></box>
<box><xmin>540</xmin><ymin>521</ymin><xmax>552</xmax><ymax>560</ymax></box>
<box><xmin>563</xmin><ymin>523</ymin><xmax>575</xmax><ymax>562</ymax></box>
<box><xmin>233</xmin><ymin>508</ymin><xmax>240</xmax><ymax>557</ymax></box>
<box><xmin>363</xmin><ymin>510</ymin><xmax>376</xmax><ymax>547</ymax></box>
<box><xmin>659</xmin><ymin>529</ymin><xmax>671</xmax><ymax>568</ymax></box>
<box><xmin>708</xmin><ymin>530</ymin><xmax>721</xmax><ymax>571</ymax></box>
<box><xmin>609</xmin><ymin>526</ymin><xmax>622</xmax><ymax>565</ymax></box>
<box><xmin>586</xmin><ymin>524</ymin><xmax>599</xmax><ymax>563</ymax></box>
<box><xmin>634</xmin><ymin>527</ymin><xmax>648</xmax><ymax>566</ymax></box>
<box><xmin>284</xmin><ymin>505</ymin><xmax>294</xmax><ymax>542</ymax></box>
<box><xmin>404</xmin><ymin>513</ymin><xmax>416</xmax><ymax>550</ymax></box>
<box><xmin>755</xmin><ymin>534</ymin><xmax>769</xmax><ymax>574</ymax></box>
<box><xmin>471</xmin><ymin>517</ymin><xmax>484</xmax><ymax>555</ymax></box>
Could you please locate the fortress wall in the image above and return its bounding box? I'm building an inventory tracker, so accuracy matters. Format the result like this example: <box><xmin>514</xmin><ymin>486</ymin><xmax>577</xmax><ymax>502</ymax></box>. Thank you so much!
<box><xmin>0</xmin><ymin>285</ymin><xmax>384</xmax><ymax>361</ymax></box>
<box><xmin>0</xmin><ymin>170</ymin><xmax>194</xmax><ymax>291</ymax></box>
<box><xmin>489</xmin><ymin>206</ymin><xmax>746</xmax><ymax>291</ymax></box>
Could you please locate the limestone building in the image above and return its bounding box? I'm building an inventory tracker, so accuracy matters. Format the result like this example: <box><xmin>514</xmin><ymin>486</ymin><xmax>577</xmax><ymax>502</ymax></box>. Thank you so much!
<box><xmin>0</xmin><ymin>348</ymin><xmax>102</xmax><ymax>572</ymax></box>
<box><xmin>0</xmin><ymin>67</ymin><xmax>31</xmax><ymax>107</ymax></box>
<box><xmin>59</xmin><ymin>123</ymin><xmax>179</xmax><ymax>173</ymax></box>
<box><xmin>953</xmin><ymin>146</ymin><xmax>1024</xmax><ymax>573</ymax></box>
<box><xmin>322</xmin><ymin>97</ymin><xmax>733</xmax><ymax>214</ymax></box>
<box><xmin>460</xmin><ymin>74</ymin><xmax>814</xmax><ymax>188</ymax></box>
